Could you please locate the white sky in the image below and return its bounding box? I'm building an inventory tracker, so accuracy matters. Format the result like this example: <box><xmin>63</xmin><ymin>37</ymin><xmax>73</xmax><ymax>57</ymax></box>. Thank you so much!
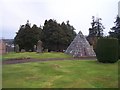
<box><xmin>1</xmin><ymin>0</ymin><xmax>120</xmax><ymax>39</ymax></box>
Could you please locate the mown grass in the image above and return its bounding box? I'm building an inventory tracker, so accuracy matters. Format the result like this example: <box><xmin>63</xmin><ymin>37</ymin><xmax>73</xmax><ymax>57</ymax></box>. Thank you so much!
<box><xmin>2</xmin><ymin>52</ymin><xmax>72</xmax><ymax>60</ymax></box>
<box><xmin>2</xmin><ymin>60</ymin><xmax>118</xmax><ymax>88</ymax></box>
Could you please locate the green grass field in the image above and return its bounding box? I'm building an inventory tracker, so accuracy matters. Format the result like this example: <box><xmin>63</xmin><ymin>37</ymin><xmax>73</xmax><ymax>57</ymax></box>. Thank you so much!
<box><xmin>2</xmin><ymin>52</ymin><xmax>72</xmax><ymax>60</ymax></box>
<box><xmin>2</xmin><ymin>52</ymin><xmax>119</xmax><ymax>88</ymax></box>
<box><xmin>3</xmin><ymin>60</ymin><xmax>118</xmax><ymax>88</ymax></box>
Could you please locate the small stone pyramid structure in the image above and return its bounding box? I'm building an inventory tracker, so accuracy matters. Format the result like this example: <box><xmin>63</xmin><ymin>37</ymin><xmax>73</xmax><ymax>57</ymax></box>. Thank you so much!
<box><xmin>65</xmin><ymin>31</ymin><xmax>96</xmax><ymax>57</ymax></box>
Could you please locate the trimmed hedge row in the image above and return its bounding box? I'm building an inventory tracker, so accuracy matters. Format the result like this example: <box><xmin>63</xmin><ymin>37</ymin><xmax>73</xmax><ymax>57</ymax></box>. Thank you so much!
<box><xmin>96</xmin><ymin>38</ymin><xmax>119</xmax><ymax>63</ymax></box>
<box><xmin>118</xmin><ymin>44</ymin><xmax>120</xmax><ymax>59</ymax></box>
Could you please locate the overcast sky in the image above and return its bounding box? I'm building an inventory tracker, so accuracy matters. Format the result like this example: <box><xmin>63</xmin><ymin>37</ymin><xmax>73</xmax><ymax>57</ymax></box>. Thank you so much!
<box><xmin>1</xmin><ymin>0</ymin><xmax>120</xmax><ymax>39</ymax></box>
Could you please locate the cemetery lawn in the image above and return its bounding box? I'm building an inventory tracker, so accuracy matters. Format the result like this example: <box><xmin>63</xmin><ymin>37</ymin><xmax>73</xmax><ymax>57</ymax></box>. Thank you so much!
<box><xmin>2</xmin><ymin>52</ymin><xmax>72</xmax><ymax>60</ymax></box>
<box><xmin>3</xmin><ymin>60</ymin><xmax>118</xmax><ymax>88</ymax></box>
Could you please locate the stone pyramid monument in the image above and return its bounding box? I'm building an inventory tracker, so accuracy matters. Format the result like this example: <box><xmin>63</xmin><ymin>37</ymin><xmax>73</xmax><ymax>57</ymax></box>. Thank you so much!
<box><xmin>65</xmin><ymin>31</ymin><xmax>96</xmax><ymax>57</ymax></box>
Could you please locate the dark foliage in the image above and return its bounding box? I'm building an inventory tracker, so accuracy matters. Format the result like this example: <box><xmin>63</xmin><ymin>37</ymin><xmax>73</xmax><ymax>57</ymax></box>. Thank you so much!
<box><xmin>96</xmin><ymin>38</ymin><xmax>119</xmax><ymax>63</ymax></box>
<box><xmin>42</xmin><ymin>19</ymin><xmax>76</xmax><ymax>52</ymax></box>
<box><xmin>14</xmin><ymin>19</ymin><xmax>76</xmax><ymax>52</ymax></box>
<box><xmin>88</xmin><ymin>16</ymin><xmax>105</xmax><ymax>37</ymax></box>
<box><xmin>87</xmin><ymin>16</ymin><xmax>105</xmax><ymax>52</ymax></box>
<box><xmin>14</xmin><ymin>20</ymin><xmax>42</xmax><ymax>52</ymax></box>
<box><xmin>109</xmin><ymin>15</ymin><xmax>120</xmax><ymax>58</ymax></box>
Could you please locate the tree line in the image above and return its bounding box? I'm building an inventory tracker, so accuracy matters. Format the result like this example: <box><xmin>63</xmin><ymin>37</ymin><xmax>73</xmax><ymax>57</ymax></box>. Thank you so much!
<box><xmin>14</xmin><ymin>15</ymin><xmax>120</xmax><ymax>52</ymax></box>
<box><xmin>14</xmin><ymin>19</ymin><xmax>76</xmax><ymax>52</ymax></box>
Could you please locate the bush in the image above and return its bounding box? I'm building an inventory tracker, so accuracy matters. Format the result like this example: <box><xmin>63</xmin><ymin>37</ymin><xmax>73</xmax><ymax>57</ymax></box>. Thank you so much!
<box><xmin>118</xmin><ymin>44</ymin><xmax>120</xmax><ymax>59</ymax></box>
<box><xmin>96</xmin><ymin>38</ymin><xmax>119</xmax><ymax>63</ymax></box>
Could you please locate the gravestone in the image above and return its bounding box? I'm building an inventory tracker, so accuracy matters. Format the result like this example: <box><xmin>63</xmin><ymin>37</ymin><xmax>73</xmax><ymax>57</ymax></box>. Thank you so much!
<box><xmin>36</xmin><ymin>40</ymin><xmax>42</xmax><ymax>53</ymax></box>
<box><xmin>34</xmin><ymin>45</ymin><xmax>36</xmax><ymax>52</ymax></box>
<box><xmin>15</xmin><ymin>44</ymin><xmax>19</xmax><ymax>53</ymax></box>
<box><xmin>65</xmin><ymin>31</ymin><xmax>96</xmax><ymax>57</ymax></box>
<box><xmin>21</xmin><ymin>49</ymin><xmax>25</xmax><ymax>52</ymax></box>
<box><xmin>44</xmin><ymin>49</ymin><xmax>48</xmax><ymax>52</ymax></box>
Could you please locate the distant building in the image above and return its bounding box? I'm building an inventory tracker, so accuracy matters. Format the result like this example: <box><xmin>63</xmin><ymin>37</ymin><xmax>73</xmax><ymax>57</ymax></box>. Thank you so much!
<box><xmin>3</xmin><ymin>39</ymin><xmax>14</xmax><ymax>53</ymax></box>
<box><xmin>0</xmin><ymin>40</ymin><xmax>6</xmax><ymax>55</ymax></box>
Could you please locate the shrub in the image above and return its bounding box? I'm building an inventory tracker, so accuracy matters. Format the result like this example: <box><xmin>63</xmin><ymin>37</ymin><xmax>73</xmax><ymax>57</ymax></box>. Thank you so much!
<box><xmin>96</xmin><ymin>38</ymin><xmax>119</xmax><ymax>63</ymax></box>
<box><xmin>118</xmin><ymin>44</ymin><xmax>120</xmax><ymax>59</ymax></box>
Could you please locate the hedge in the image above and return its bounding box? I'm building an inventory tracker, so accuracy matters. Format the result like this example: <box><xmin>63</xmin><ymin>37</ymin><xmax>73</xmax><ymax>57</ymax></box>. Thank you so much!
<box><xmin>118</xmin><ymin>44</ymin><xmax>120</xmax><ymax>59</ymax></box>
<box><xmin>96</xmin><ymin>38</ymin><xmax>119</xmax><ymax>63</ymax></box>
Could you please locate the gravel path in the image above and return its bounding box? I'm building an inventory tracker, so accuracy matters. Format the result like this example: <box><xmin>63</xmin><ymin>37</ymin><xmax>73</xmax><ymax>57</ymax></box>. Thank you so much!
<box><xmin>2</xmin><ymin>57</ymin><xmax>96</xmax><ymax>65</ymax></box>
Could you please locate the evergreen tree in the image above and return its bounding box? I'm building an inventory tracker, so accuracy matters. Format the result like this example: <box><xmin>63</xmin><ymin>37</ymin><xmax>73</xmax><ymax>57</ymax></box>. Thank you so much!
<box><xmin>42</xmin><ymin>19</ymin><xmax>60</xmax><ymax>51</ymax></box>
<box><xmin>109</xmin><ymin>15</ymin><xmax>120</xmax><ymax>43</ymax></box>
<box><xmin>88</xmin><ymin>16</ymin><xmax>105</xmax><ymax>37</ymax></box>
<box><xmin>87</xmin><ymin>16</ymin><xmax>105</xmax><ymax>50</ymax></box>
<box><xmin>109</xmin><ymin>15</ymin><xmax>120</xmax><ymax>59</ymax></box>
<box><xmin>14</xmin><ymin>20</ymin><xmax>42</xmax><ymax>51</ymax></box>
<box><xmin>42</xmin><ymin>19</ymin><xmax>76</xmax><ymax>52</ymax></box>
<box><xmin>14</xmin><ymin>19</ymin><xmax>76</xmax><ymax>52</ymax></box>
<box><xmin>61</xmin><ymin>21</ymin><xmax>76</xmax><ymax>48</ymax></box>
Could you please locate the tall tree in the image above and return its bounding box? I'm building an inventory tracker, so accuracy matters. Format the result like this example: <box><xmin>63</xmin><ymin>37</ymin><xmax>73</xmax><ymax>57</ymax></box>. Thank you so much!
<box><xmin>42</xmin><ymin>19</ymin><xmax>76</xmax><ymax>52</ymax></box>
<box><xmin>109</xmin><ymin>15</ymin><xmax>120</xmax><ymax>59</ymax></box>
<box><xmin>88</xmin><ymin>16</ymin><xmax>105</xmax><ymax>37</ymax></box>
<box><xmin>42</xmin><ymin>19</ymin><xmax>60</xmax><ymax>51</ymax></box>
<box><xmin>87</xmin><ymin>16</ymin><xmax>105</xmax><ymax>50</ymax></box>
<box><xmin>61</xmin><ymin>21</ymin><xmax>76</xmax><ymax>48</ymax></box>
<box><xmin>14</xmin><ymin>20</ymin><xmax>42</xmax><ymax>51</ymax></box>
<box><xmin>109</xmin><ymin>15</ymin><xmax>120</xmax><ymax>43</ymax></box>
